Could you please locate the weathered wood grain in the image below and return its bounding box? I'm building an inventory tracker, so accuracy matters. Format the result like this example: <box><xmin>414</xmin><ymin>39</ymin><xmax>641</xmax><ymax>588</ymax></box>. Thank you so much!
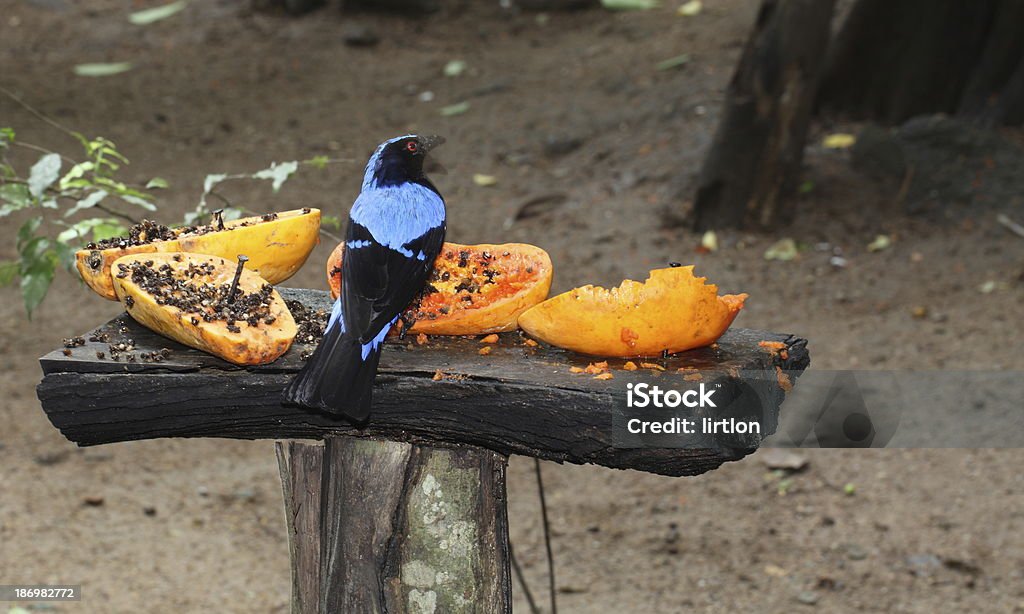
<box><xmin>37</xmin><ymin>289</ymin><xmax>810</xmax><ymax>477</ymax></box>
<box><xmin>315</xmin><ymin>437</ymin><xmax>510</xmax><ymax>614</ymax></box>
<box><xmin>276</xmin><ymin>441</ymin><xmax>323</xmax><ymax>614</ymax></box>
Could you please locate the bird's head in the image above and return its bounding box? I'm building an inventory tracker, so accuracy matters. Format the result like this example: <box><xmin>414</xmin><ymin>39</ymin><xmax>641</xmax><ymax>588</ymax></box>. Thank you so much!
<box><xmin>362</xmin><ymin>134</ymin><xmax>445</xmax><ymax>190</ymax></box>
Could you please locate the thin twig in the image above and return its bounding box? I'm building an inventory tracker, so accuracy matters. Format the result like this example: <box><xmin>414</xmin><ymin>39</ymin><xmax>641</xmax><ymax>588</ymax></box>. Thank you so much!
<box><xmin>509</xmin><ymin>542</ymin><xmax>541</xmax><ymax>614</ymax></box>
<box><xmin>0</xmin><ymin>86</ymin><xmax>77</xmax><ymax>138</ymax></box>
<box><xmin>997</xmin><ymin>213</ymin><xmax>1024</xmax><ymax>239</ymax></box>
<box><xmin>95</xmin><ymin>203</ymin><xmax>139</xmax><ymax>224</ymax></box>
<box><xmin>13</xmin><ymin>141</ymin><xmax>80</xmax><ymax>167</ymax></box>
<box><xmin>534</xmin><ymin>458</ymin><xmax>557</xmax><ymax>614</ymax></box>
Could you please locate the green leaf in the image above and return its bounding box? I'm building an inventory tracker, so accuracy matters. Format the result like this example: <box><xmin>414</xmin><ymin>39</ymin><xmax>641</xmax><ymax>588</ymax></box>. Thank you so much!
<box><xmin>0</xmin><ymin>260</ymin><xmax>18</xmax><ymax>286</ymax></box>
<box><xmin>129</xmin><ymin>0</ymin><xmax>188</xmax><ymax>25</ymax></box>
<box><xmin>601</xmin><ymin>0</ymin><xmax>659</xmax><ymax>9</ymax></box>
<box><xmin>0</xmin><ymin>184</ymin><xmax>32</xmax><ymax>215</ymax></box>
<box><xmin>252</xmin><ymin>161</ymin><xmax>299</xmax><ymax>192</ymax></box>
<box><xmin>73</xmin><ymin>62</ymin><xmax>134</xmax><ymax>77</ymax></box>
<box><xmin>440</xmin><ymin>101</ymin><xmax>470</xmax><ymax>117</ymax></box>
<box><xmin>92</xmin><ymin>220</ymin><xmax>128</xmax><ymax>242</ymax></box>
<box><xmin>306</xmin><ymin>155</ymin><xmax>330</xmax><ymax>170</ymax></box>
<box><xmin>146</xmin><ymin>177</ymin><xmax>169</xmax><ymax>189</ymax></box>
<box><xmin>63</xmin><ymin>190</ymin><xmax>109</xmax><ymax>218</ymax></box>
<box><xmin>443</xmin><ymin>59</ymin><xmax>467</xmax><ymax>77</ymax></box>
<box><xmin>655</xmin><ymin>53</ymin><xmax>691</xmax><ymax>71</ymax></box>
<box><xmin>57</xmin><ymin>217</ymin><xmax>109</xmax><ymax>244</ymax></box>
<box><xmin>19</xmin><ymin>245</ymin><xmax>57</xmax><ymax>318</ymax></box>
<box><xmin>16</xmin><ymin>216</ymin><xmax>42</xmax><ymax>251</ymax></box>
<box><xmin>0</xmin><ymin>127</ymin><xmax>14</xmax><ymax>149</ymax></box>
<box><xmin>120</xmin><ymin>193</ymin><xmax>157</xmax><ymax>211</ymax></box>
<box><xmin>28</xmin><ymin>153</ymin><xmax>62</xmax><ymax>199</ymax></box>
<box><xmin>321</xmin><ymin>215</ymin><xmax>342</xmax><ymax>230</ymax></box>
<box><xmin>59</xmin><ymin>161</ymin><xmax>95</xmax><ymax>190</ymax></box>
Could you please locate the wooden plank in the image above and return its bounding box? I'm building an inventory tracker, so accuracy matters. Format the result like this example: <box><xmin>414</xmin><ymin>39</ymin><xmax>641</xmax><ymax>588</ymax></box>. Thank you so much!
<box><xmin>36</xmin><ymin>289</ymin><xmax>809</xmax><ymax>477</ymax></box>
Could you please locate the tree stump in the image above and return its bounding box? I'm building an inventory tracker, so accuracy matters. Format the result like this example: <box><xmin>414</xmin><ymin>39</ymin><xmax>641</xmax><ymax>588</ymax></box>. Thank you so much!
<box><xmin>689</xmin><ymin>0</ymin><xmax>835</xmax><ymax>230</ymax></box>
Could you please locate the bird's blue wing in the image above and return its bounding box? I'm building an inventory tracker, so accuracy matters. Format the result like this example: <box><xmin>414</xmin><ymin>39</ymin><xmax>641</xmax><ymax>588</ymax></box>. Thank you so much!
<box><xmin>341</xmin><ymin>188</ymin><xmax>446</xmax><ymax>344</ymax></box>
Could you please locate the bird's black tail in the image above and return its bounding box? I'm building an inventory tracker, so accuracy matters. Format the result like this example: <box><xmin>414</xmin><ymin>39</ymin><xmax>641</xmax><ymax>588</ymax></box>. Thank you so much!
<box><xmin>282</xmin><ymin>318</ymin><xmax>383</xmax><ymax>423</ymax></box>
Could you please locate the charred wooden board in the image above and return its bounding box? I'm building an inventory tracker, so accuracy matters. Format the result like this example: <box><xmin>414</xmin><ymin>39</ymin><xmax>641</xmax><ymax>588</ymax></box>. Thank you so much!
<box><xmin>37</xmin><ymin>289</ymin><xmax>809</xmax><ymax>477</ymax></box>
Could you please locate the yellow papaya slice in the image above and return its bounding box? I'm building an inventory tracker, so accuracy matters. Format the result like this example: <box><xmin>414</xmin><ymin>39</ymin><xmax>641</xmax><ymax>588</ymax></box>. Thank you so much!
<box><xmin>77</xmin><ymin>208</ymin><xmax>320</xmax><ymax>300</ymax></box>
<box><xmin>111</xmin><ymin>252</ymin><xmax>297</xmax><ymax>365</ymax></box>
<box><xmin>517</xmin><ymin>266</ymin><xmax>747</xmax><ymax>357</ymax></box>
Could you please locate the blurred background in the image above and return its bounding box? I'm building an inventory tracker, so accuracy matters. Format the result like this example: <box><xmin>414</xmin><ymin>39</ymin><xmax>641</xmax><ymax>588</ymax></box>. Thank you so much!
<box><xmin>1</xmin><ymin>0</ymin><xmax>1023</xmax><ymax>611</ymax></box>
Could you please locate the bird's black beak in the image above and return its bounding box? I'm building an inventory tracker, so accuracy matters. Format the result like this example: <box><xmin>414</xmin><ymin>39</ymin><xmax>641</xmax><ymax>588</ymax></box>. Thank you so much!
<box><xmin>417</xmin><ymin>135</ymin><xmax>445</xmax><ymax>154</ymax></box>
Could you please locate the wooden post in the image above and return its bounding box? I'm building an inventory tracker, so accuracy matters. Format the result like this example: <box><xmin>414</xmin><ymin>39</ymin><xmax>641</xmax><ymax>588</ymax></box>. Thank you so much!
<box><xmin>276</xmin><ymin>441</ymin><xmax>323</xmax><ymax>614</ymax></box>
<box><xmin>277</xmin><ymin>438</ymin><xmax>510</xmax><ymax>614</ymax></box>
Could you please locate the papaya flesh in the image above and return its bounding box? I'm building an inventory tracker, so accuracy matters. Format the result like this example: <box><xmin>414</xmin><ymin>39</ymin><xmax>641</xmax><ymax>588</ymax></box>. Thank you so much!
<box><xmin>328</xmin><ymin>241</ymin><xmax>552</xmax><ymax>335</ymax></box>
<box><xmin>111</xmin><ymin>252</ymin><xmax>297</xmax><ymax>366</ymax></box>
<box><xmin>517</xmin><ymin>266</ymin><xmax>747</xmax><ymax>357</ymax></box>
<box><xmin>77</xmin><ymin>208</ymin><xmax>320</xmax><ymax>300</ymax></box>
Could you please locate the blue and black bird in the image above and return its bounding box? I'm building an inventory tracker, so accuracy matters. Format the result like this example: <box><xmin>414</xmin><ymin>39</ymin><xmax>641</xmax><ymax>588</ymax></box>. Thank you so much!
<box><xmin>283</xmin><ymin>135</ymin><xmax>446</xmax><ymax>421</ymax></box>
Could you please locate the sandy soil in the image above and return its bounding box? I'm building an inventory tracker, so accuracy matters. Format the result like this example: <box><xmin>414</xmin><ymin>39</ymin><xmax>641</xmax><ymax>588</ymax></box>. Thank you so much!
<box><xmin>2</xmin><ymin>0</ymin><xmax>1023</xmax><ymax>612</ymax></box>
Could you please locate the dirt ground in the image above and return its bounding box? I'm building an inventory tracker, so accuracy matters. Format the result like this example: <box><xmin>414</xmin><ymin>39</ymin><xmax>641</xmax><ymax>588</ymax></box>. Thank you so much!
<box><xmin>2</xmin><ymin>0</ymin><xmax>1024</xmax><ymax>612</ymax></box>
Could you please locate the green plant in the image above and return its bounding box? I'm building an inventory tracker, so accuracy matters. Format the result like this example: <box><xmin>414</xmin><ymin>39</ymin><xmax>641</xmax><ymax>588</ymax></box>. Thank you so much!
<box><xmin>0</xmin><ymin>92</ymin><xmax>345</xmax><ymax>318</ymax></box>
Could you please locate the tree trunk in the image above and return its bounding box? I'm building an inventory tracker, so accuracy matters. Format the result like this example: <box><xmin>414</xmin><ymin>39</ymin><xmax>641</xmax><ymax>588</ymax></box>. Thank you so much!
<box><xmin>817</xmin><ymin>0</ymin><xmax>1024</xmax><ymax>126</ymax></box>
<box><xmin>276</xmin><ymin>438</ymin><xmax>511</xmax><ymax>614</ymax></box>
<box><xmin>690</xmin><ymin>0</ymin><xmax>835</xmax><ymax>231</ymax></box>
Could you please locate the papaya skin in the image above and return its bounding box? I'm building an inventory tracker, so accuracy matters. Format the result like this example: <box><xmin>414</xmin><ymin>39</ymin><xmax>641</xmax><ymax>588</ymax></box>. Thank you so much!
<box><xmin>517</xmin><ymin>266</ymin><xmax>747</xmax><ymax>357</ymax></box>
<box><xmin>328</xmin><ymin>241</ymin><xmax>552</xmax><ymax>335</ymax></box>
<box><xmin>111</xmin><ymin>253</ymin><xmax>297</xmax><ymax>366</ymax></box>
<box><xmin>77</xmin><ymin>208</ymin><xmax>320</xmax><ymax>300</ymax></box>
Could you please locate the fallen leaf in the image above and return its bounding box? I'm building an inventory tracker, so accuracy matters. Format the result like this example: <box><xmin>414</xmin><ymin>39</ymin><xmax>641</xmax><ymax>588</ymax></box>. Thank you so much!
<box><xmin>129</xmin><ymin>0</ymin><xmax>188</xmax><ymax>25</ymax></box>
<box><xmin>440</xmin><ymin>101</ymin><xmax>470</xmax><ymax>117</ymax></box>
<box><xmin>602</xmin><ymin>0</ymin><xmax>659</xmax><ymax>9</ymax></box>
<box><xmin>655</xmin><ymin>54</ymin><xmax>691</xmax><ymax>71</ymax></box>
<box><xmin>443</xmin><ymin>59</ymin><xmax>467</xmax><ymax>77</ymax></box>
<box><xmin>823</xmin><ymin>133</ymin><xmax>856</xmax><ymax>149</ymax></box>
<box><xmin>867</xmin><ymin>234</ymin><xmax>891</xmax><ymax>252</ymax></box>
<box><xmin>764</xmin><ymin>564</ymin><xmax>789</xmax><ymax>577</ymax></box>
<box><xmin>759</xmin><ymin>449</ymin><xmax>808</xmax><ymax>471</ymax></box>
<box><xmin>764</xmin><ymin>238</ymin><xmax>798</xmax><ymax>261</ymax></box>
<box><xmin>677</xmin><ymin>0</ymin><xmax>701</xmax><ymax>15</ymax></box>
<box><xmin>74</xmin><ymin>62</ymin><xmax>133</xmax><ymax>77</ymax></box>
<box><xmin>700</xmin><ymin>230</ymin><xmax>718</xmax><ymax>252</ymax></box>
<box><xmin>473</xmin><ymin>173</ymin><xmax>498</xmax><ymax>187</ymax></box>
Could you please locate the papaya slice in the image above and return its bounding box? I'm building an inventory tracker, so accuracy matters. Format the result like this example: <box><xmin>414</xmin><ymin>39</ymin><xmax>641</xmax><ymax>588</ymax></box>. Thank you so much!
<box><xmin>111</xmin><ymin>252</ymin><xmax>297</xmax><ymax>366</ymax></box>
<box><xmin>77</xmin><ymin>208</ymin><xmax>321</xmax><ymax>300</ymax></box>
<box><xmin>517</xmin><ymin>266</ymin><xmax>747</xmax><ymax>357</ymax></box>
<box><xmin>328</xmin><ymin>241</ymin><xmax>553</xmax><ymax>335</ymax></box>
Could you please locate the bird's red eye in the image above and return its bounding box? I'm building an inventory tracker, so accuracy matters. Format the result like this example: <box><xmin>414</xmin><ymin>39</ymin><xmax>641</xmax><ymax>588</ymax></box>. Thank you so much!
<box><xmin>406</xmin><ymin>141</ymin><xmax>418</xmax><ymax>153</ymax></box>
